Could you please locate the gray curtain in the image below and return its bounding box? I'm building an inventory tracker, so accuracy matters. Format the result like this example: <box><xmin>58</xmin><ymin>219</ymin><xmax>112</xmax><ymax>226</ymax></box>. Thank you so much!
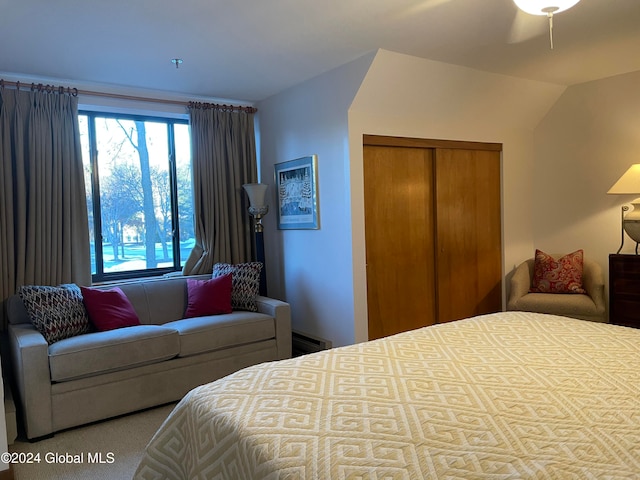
<box><xmin>0</xmin><ymin>87</ymin><xmax>91</xmax><ymax>329</ymax></box>
<box><xmin>183</xmin><ymin>106</ymin><xmax>257</xmax><ymax>275</ymax></box>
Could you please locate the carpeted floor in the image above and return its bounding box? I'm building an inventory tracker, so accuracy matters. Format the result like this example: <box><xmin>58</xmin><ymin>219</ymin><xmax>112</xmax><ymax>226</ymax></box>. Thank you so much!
<box><xmin>8</xmin><ymin>403</ymin><xmax>176</xmax><ymax>480</ymax></box>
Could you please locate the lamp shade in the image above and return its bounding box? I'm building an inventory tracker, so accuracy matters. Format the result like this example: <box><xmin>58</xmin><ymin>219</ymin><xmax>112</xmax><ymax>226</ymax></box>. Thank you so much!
<box><xmin>512</xmin><ymin>0</ymin><xmax>580</xmax><ymax>15</ymax></box>
<box><xmin>242</xmin><ymin>183</ymin><xmax>268</xmax><ymax>209</ymax></box>
<box><xmin>607</xmin><ymin>165</ymin><xmax>640</xmax><ymax>195</ymax></box>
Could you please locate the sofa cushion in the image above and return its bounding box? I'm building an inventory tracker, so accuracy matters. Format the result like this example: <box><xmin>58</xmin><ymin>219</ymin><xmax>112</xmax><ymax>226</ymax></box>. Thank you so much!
<box><xmin>213</xmin><ymin>262</ymin><xmax>262</xmax><ymax>312</ymax></box>
<box><xmin>512</xmin><ymin>292</ymin><xmax>599</xmax><ymax>319</ymax></box>
<box><xmin>81</xmin><ymin>286</ymin><xmax>141</xmax><ymax>331</ymax></box>
<box><xmin>18</xmin><ymin>284</ymin><xmax>90</xmax><ymax>344</ymax></box>
<box><xmin>117</xmin><ymin>278</ymin><xmax>189</xmax><ymax>325</ymax></box>
<box><xmin>165</xmin><ymin>311</ymin><xmax>275</xmax><ymax>357</ymax></box>
<box><xmin>184</xmin><ymin>274</ymin><xmax>233</xmax><ymax>318</ymax></box>
<box><xmin>7</xmin><ymin>295</ymin><xmax>31</xmax><ymax>325</ymax></box>
<box><xmin>48</xmin><ymin>325</ymin><xmax>179</xmax><ymax>382</ymax></box>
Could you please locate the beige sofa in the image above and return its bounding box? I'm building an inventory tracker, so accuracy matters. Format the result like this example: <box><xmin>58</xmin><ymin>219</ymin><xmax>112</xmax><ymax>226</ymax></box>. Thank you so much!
<box><xmin>7</xmin><ymin>274</ymin><xmax>291</xmax><ymax>440</ymax></box>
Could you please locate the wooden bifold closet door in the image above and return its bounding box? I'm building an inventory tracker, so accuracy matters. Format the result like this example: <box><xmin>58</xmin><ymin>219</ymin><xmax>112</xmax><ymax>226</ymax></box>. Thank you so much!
<box><xmin>364</xmin><ymin>136</ymin><xmax>502</xmax><ymax>340</ymax></box>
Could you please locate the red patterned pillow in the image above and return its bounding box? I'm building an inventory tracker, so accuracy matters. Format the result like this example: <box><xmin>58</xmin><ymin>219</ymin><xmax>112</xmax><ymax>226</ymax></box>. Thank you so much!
<box><xmin>530</xmin><ymin>249</ymin><xmax>586</xmax><ymax>294</ymax></box>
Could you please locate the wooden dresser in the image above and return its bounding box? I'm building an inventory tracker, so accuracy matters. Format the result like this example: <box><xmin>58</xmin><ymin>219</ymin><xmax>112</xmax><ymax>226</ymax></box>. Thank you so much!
<box><xmin>609</xmin><ymin>254</ymin><xmax>640</xmax><ymax>328</ymax></box>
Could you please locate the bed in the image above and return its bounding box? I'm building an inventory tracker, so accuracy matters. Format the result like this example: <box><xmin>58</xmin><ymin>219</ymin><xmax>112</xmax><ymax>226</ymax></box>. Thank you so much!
<box><xmin>134</xmin><ymin>311</ymin><xmax>640</xmax><ymax>479</ymax></box>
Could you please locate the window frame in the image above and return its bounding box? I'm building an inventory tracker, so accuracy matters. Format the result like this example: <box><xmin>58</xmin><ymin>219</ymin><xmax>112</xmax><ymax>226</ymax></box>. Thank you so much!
<box><xmin>80</xmin><ymin>110</ymin><xmax>191</xmax><ymax>283</ymax></box>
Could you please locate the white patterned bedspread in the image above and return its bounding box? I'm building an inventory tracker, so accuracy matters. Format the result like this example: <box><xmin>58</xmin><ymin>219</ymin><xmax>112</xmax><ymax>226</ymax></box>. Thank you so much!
<box><xmin>134</xmin><ymin>312</ymin><xmax>640</xmax><ymax>479</ymax></box>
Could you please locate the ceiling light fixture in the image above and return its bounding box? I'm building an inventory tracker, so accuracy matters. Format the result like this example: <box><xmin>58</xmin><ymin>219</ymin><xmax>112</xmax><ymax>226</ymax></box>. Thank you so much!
<box><xmin>171</xmin><ymin>58</ymin><xmax>183</xmax><ymax>69</ymax></box>
<box><xmin>512</xmin><ymin>0</ymin><xmax>581</xmax><ymax>49</ymax></box>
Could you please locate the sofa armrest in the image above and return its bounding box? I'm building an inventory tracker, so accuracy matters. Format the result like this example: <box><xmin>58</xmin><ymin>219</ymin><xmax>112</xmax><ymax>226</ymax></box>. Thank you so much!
<box><xmin>582</xmin><ymin>259</ymin><xmax>606</xmax><ymax>317</ymax></box>
<box><xmin>507</xmin><ymin>260</ymin><xmax>534</xmax><ymax>310</ymax></box>
<box><xmin>8</xmin><ymin>324</ymin><xmax>53</xmax><ymax>439</ymax></box>
<box><xmin>255</xmin><ymin>296</ymin><xmax>292</xmax><ymax>360</ymax></box>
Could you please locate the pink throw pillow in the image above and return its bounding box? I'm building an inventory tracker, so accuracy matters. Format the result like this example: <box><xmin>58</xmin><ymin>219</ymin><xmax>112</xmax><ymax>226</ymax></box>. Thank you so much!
<box><xmin>80</xmin><ymin>286</ymin><xmax>141</xmax><ymax>331</ymax></box>
<box><xmin>184</xmin><ymin>274</ymin><xmax>233</xmax><ymax>318</ymax></box>
<box><xmin>530</xmin><ymin>249</ymin><xmax>586</xmax><ymax>294</ymax></box>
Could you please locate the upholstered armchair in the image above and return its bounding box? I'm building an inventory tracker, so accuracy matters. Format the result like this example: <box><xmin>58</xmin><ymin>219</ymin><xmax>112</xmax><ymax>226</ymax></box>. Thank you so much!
<box><xmin>507</xmin><ymin>254</ymin><xmax>607</xmax><ymax>323</ymax></box>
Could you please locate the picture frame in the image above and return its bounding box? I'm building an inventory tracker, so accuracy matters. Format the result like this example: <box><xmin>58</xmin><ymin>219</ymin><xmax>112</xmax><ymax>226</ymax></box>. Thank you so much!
<box><xmin>274</xmin><ymin>155</ymin><xmax>320</xmax><ymax>230</ymax></box>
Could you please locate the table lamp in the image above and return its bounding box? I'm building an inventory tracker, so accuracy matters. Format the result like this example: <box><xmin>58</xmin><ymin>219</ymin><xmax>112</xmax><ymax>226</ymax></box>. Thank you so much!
<box><xmin>608</xmin><ymin>164</ymin><xmax>640</xmax><ymax>254</ymax></box>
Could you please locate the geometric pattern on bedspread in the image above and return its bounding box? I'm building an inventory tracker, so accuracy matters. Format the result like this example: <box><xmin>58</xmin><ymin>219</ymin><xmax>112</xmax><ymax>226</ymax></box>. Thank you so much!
<box><xmin>134</xmin><ymin>311</ymin><xmax>640</xmax><ymax>479</ymax></box>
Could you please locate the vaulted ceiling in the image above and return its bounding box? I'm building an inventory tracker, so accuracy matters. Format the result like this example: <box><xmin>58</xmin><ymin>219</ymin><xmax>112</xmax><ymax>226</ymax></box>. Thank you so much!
<box><xmin>1</xmin><ymin>0</ymin><xmax>639</xmax><ymax>102</ymax></box>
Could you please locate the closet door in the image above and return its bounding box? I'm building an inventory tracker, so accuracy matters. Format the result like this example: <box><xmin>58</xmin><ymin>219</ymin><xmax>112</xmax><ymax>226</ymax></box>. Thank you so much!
<box><xmin>363</xmin><ymin>135</ymin><xmax>502</xmax><ymax>340</ymax></box>
<box><xmin>434</xmin><ymin>148</ymin><xmax>502</xmax><ymax>322</ymax></box>
<box><xmin>363</xmin><ymin>144</ymin><xmax>437</xmax><ymax>340</ymax></box>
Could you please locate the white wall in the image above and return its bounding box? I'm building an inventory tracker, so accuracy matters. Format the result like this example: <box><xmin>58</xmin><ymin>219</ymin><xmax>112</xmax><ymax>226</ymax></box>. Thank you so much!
<box><xmin>259</xmin><ymin>48</ymin><xmax>567</xmax><ymax>346</ymax></box>
<box><xmin>348</xmin><ymin>49</ymin><xmax>566</xmax><ymax>342</ymax></box>
<box><xmin>533</xmin><ymin>69</ymin><xmax>640</xmax><ymax>291</ymax></box>
<box><xmin>257</xmin><ymin>53</ymin><xmax>375</xmax><ymax>347</ymax></box>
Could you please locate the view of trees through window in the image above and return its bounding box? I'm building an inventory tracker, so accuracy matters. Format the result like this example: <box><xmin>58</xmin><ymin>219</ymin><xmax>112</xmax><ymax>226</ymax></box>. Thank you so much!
<box><xmin>79</xmin><ymin>112</ymin><xmax>194</xmax><ymax>280</ymax></box>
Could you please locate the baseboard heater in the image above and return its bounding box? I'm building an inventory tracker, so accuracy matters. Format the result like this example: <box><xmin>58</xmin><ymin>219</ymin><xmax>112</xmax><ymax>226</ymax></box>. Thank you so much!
<box><xmin>292</xmin><ymin>330</ymin><xmax>332</xmax><ymax>357</ymax></box>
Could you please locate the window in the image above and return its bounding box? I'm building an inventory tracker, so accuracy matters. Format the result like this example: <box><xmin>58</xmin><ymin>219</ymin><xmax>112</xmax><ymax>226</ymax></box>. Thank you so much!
<box><xmin>79</xmin><ymin>112</ymin><xmax>194</xmax><ymax>281</ymax></box>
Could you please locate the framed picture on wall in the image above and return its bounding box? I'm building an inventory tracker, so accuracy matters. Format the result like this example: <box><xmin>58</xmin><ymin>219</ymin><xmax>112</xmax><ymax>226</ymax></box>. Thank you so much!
<box><xmin>274</xmin><ymin>155</ymin><xmax>320</xmax><ymax>230</ymax></box>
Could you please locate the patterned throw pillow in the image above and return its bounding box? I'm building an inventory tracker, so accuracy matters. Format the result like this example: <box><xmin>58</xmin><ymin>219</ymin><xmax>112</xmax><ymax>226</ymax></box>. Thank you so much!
<box><xmin>212</xmin><ymin>262</ymin><xmax>263</xmax><ymax>312</ymax></box>
<box><xmin>18</xmin><ymin>284</ymin><xmax>90</xmax><ymax>344</ymax></box>
<box><xmin>530</xmin><ymin>249</ymin><xmax>586</xmax><ymax>294</ymax></box>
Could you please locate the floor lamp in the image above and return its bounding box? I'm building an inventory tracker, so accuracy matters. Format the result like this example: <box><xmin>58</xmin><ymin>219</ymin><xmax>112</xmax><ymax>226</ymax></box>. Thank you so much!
<box><xmin>243</xmin><ymin>183</ymin><xmax>268</xmax><ymax>295</ymax></box>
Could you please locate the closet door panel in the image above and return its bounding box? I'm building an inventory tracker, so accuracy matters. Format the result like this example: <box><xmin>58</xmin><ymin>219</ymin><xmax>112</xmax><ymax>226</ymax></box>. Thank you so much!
<box><xmin>363</xmin><ymin>145</ymin><xmax>437</xmax><ymax>340</ymax></box>
<box><xmin>434</xmin><ymin>148</ymin><xmax>502</xmax><ymax>322</ymax></box>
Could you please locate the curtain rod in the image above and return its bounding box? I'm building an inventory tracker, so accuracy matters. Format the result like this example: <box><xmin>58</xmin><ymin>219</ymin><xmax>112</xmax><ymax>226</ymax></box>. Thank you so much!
<box><xmin>0</xmin><ymin>79</ymin><xmax>257</xmax><ymax>114</ymax></box>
